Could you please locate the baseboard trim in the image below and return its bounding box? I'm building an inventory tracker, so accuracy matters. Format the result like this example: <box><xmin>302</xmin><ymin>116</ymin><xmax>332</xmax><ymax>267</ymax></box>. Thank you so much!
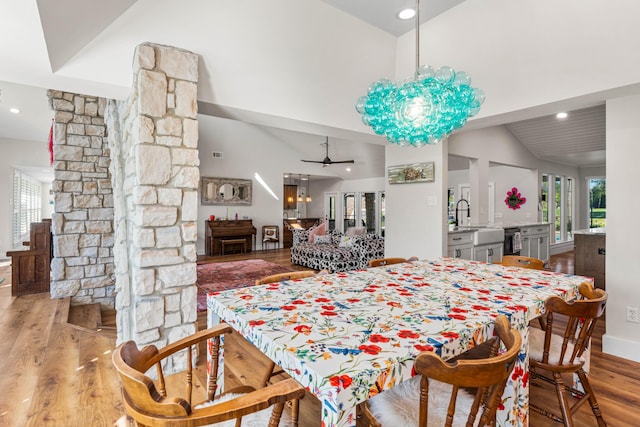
<box><xmin>602</xmin><ymin>333</ymin><xmax>640</xmax><ymax>363</ymax></box>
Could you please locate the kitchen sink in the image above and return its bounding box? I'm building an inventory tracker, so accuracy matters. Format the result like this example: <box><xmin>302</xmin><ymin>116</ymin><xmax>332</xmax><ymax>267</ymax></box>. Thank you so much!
<box><xmin>473</xmin><ymin>228</ymin><xmax>505</xmax><ymax>245</ymax></box>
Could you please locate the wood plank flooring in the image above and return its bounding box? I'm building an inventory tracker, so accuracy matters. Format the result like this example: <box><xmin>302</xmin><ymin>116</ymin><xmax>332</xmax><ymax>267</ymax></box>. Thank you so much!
<box><xmin>0</xmin><ymin>252</ymin><xmax>639</xmax><ymax>426</ymax></box>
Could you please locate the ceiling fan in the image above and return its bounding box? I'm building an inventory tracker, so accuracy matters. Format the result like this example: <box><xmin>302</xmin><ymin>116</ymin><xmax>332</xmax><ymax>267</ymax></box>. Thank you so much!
<box><xmin>301</xmin><ymin>137</ymin><xmax>355</xmax><ymax>168</ymax></box>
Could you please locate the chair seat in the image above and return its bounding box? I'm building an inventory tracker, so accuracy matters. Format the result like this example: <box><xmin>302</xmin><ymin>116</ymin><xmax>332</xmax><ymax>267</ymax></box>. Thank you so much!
<box><xmin>366</xmin><ymin>375</ymin><xmax>478</xmax><ymax>427</ymax></box>
<box><xmin>529</xmin><ymin>327</ymin><xmax>581</xmax><ymax>365</ymax></box>
<box><xmin>195</xmin><ymin>392</ymin><xmax>294</xmax><ymax>427</ymax></box>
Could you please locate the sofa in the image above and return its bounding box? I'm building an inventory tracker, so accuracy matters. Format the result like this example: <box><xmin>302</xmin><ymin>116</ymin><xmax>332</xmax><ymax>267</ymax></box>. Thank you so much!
<box><xmin>290</xmin><ymin>228</ymin><xmax>385</xmax><ymax>272</ymax></box>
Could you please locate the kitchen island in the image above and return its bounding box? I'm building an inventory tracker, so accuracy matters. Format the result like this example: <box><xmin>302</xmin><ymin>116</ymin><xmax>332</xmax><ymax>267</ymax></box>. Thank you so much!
<box><xmin>574</xmin><ymin>227</ymin><xmax>606</xmax><ymax>289</ymax></box>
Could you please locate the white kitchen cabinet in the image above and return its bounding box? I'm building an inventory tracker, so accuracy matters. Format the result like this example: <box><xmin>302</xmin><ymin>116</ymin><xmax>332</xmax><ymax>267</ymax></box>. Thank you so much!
<box><xmin>520</xmin><ymin>224</ymin><xmax>551</xmax><ymax>263</ymax></box>
<box><xmin>473</xmin><ymin>242</ymin><xmax>504</xmax><ymax>264</ymax></box>
<box><xmin>448</xmin><ymin>231</ymin><xmax>474</xmax><ymax>260</ymax></box>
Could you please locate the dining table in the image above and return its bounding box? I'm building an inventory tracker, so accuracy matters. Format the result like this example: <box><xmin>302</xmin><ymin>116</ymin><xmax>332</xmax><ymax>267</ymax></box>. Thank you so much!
<box><xmin>207</xmin><ymin>257</ymin><xmax>592</xmax><ymax>427</ymax></box>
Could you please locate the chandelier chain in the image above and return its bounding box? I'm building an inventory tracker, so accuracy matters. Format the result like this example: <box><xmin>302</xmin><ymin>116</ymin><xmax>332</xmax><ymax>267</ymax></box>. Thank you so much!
<box><xmin>415</xmin><ymin>0</ymin><xmax>420</xmax><ymax>76</ymax></box>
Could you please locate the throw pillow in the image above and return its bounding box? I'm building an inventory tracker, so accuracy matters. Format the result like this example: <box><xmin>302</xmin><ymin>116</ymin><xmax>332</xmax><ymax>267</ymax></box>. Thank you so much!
<box><xmin>308</xmin><ymin>222</ymin><xmax>326</xmax><ymax>243</ymax></box>
<box><xmin>314</xmin><ymin>235</ymin><xmax>332</xmax><ymax>244</ymax></box>
<box><xmin>339</xmin><ymin>235</ymin><xmax>354</xmax><ymax>248</ymax></box>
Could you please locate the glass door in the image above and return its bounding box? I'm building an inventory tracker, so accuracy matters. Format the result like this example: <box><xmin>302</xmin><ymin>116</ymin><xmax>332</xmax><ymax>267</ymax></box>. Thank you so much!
<box><xmin>343</xmin><ymin>193</ymin><xmax>356</xmax><ymax>231</ymax></box>
<box><xmin>324</xmin><ymin>192</ymin><xmax>337</xmax><ymax>231</ymax></box>
<box><xmin>360</xmin><ymin>192</ymin><xmax>376</xmax><ymax>234</ymax></box>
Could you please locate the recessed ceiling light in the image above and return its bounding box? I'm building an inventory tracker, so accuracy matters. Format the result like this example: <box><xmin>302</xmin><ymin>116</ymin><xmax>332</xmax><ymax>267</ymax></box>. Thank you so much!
<box><xmin>556</xmin><ymin>112</ymin><xmax>568</xmax><ymax>119</ymax></box>
<box><xmin>9</xmin><ymin>107</ymin><xmax>21</xmax><ymax>114</ymax></box>
<box><xmin>346</xmin><ymin>167</ymin><xmax>352</xmax><ymax>172</ymax></box>
<box><xmin>397</xmin><ymin>8</ymin><xmax>416</xmax><ymax>20</ymax></box>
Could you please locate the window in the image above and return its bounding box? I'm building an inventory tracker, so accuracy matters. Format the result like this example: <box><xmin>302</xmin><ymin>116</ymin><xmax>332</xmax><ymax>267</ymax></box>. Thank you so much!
<box><xmin>541</xmin><ymin>175</ymin><xmax>549</xmax><ymax>223</ymax></box>
<box><xmin>588</xmin><ymin>178</ymin><xmax>606</xmax><ymax>228</ymax></box>
<box><xmin>12</xmin><ymin>169</ymin><xmax>42</xmax><ymax>247</ymax></box>
<box><xmin>542</xmin><ymin>173</ymin><xmax>575</xmax><ymax>243</ymax></box>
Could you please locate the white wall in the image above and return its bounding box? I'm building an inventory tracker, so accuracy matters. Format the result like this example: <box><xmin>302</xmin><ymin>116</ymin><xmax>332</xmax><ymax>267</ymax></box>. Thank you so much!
<box><xmin>0</xmin><ymin>138</ymin><xmax>51</xmax><ymax>257</ymax></box>
<box><xmin>602</xmin><ymin>94</ymin><xmax>640</xmax><ymax>362</ymax></box>
<box><xmin>448</xmin><ymin>126</ymin><xmax>581</xmax><ymax>228</ymax></box>
<box><xmin>490</xmin><ymin>165</ymin><xmax>538</xmax><ymax>225</ymax></box>
<box><xmin>385</xmin><ymin>143</ymin><xmax>447</xmax><ymax>260</ymax></box>
<box><xmin>196</xmin><ymin>116</ymin><xmax>385</xmax><ymax>253</ymax></box>
<box><xmin>395</xmin><ymin>0</ymin><xmax>640</xmax><ymax>123</ymax></box>
<box><xmin>60</xmin><ymin>0</ymin><xmax>397</xmax><ymax>137</ymax></box>
<box><xmin>448</xmin><ymin>165</ymin><xmax>539</xmax><ymax>225</ymax></box>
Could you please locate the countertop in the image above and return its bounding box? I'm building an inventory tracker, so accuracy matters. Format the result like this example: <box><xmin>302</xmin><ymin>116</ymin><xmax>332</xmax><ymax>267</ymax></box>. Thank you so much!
<box><xmin>574</xmin><ymin>227</ymin><xmax>606</xmax><ymax>235</ymax></box>
<box><xmin>448</xmin><ymin>222</ymin><xmax>551</xmax><ymax>235</ymax></box>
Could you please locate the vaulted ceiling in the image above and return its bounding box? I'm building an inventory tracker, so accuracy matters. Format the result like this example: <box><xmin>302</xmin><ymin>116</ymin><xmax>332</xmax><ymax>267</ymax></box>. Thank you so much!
<box><xmin>2</xmin><ymin>0</ymin><xmax>630</xmax><ymax>175</ymax></box>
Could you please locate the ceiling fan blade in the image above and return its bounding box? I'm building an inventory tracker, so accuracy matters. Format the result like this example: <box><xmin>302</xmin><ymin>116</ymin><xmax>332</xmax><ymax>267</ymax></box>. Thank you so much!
<box><xmin>301</xmin><ymin>137</ymin><xmax>355</xmax><ymax>165</ymax></box>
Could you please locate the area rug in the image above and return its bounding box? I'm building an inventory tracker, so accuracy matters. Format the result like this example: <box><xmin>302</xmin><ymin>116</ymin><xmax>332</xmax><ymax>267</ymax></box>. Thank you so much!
<box><xmin>196</xmin><ymin>259</ymin><xmax>292</xmax><ymax>311</ymax></box>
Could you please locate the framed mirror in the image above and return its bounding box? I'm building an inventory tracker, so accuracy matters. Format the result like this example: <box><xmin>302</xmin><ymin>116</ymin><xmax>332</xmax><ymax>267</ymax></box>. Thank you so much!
<box><xmin>201</xmin><ymin>177</ymin><xmax>252</xmax><ymax>206</ymax></box>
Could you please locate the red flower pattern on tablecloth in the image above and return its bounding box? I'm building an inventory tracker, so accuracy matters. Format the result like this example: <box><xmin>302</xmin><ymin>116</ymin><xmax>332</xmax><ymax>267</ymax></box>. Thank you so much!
<box><xmin>207</xmin><ymin>257</ymin><xmax>586</xmax><ymax>427</ymax></box>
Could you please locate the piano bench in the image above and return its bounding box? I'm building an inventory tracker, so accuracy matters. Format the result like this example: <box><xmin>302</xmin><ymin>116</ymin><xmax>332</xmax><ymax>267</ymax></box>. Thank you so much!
<box><xmin>221</xmin><ymin>238</ymin><xmax>246</xmax><ymax>255</ymax></box>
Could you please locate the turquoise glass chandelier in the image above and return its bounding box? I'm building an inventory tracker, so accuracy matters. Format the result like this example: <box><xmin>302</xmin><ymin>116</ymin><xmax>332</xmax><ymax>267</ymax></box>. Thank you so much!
<box><xmin>356</xmin><ymin>0</ymin><xmax>485</xmax><ymax>147</ymax></box>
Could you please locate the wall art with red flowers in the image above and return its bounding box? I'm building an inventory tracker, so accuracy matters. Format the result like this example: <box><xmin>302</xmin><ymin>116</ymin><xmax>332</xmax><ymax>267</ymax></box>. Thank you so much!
<box><xmin>505</xmin><ymin>187</ymin><xmax>526</xmax><ymax>210</ymax></box>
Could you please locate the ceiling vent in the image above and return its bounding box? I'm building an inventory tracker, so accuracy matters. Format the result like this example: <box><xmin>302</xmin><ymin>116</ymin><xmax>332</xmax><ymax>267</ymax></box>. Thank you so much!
<box><xmin>212</xmin><ymin>151</ymin><xmax>224</xmax><ymax>159</ymax></box>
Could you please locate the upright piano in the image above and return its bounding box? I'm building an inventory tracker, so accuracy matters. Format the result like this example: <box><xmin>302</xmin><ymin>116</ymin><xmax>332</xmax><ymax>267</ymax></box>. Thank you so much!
<box><xmin>205</xmin><ymin>219</ymin><xmax>257</xmax><ymax>256</ymax></box>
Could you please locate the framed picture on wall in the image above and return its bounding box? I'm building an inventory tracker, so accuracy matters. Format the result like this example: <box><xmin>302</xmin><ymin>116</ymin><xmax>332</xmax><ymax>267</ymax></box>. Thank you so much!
<box><xmin>387</xmin><ymin>162</ymin><xmax>435</xmax><ymax>184</ymax></box>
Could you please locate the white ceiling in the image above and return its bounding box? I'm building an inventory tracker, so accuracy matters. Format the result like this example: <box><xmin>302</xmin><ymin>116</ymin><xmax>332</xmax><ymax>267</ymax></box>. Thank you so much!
<box><xmin>0</xmin><ymin>0</ymin><xmax>609</xmax><ymax>181</ymax></box>
<box><xmin>320</xmin><ymin>0</ymin><xmax>466</xmax><ymax>36</ymax></box>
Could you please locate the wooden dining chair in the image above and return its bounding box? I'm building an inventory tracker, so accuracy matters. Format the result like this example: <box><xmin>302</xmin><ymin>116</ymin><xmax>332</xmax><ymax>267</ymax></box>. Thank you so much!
<box><xmin>262</xmin><ymin>225</ymin><xmax>280</xmax><ymax>250</ymax></box>
<box><xmin>529</xmin><ymin>281</ymin><xmax>608</xmax><ymax>426</ymax></box>
<box><xmin>368</xmin><ymin>256</ymin><xmax>418</xmax><ymax>267</ymax></box>
<box><xmin>357</xmin><ymin>315</ymin><xmax>522</xmax><ymax>427</ymax></box>
<box><xmin>497</xmin><ymin>255</ymin><xmax>545</xmax><ymax>270</ymax></box>
<box><xmin>112</xmin><ymin>324</ymin><xmax>305</xmax><ymax>427</ymax></box>
<box><xmin>255</xmin><ymin>270</ymin><xmax>317</xmax><ymax>286</ymax></box>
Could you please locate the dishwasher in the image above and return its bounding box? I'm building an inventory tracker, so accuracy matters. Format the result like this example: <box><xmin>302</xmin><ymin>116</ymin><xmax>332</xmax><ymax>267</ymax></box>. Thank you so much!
<box><xmin>503</xmin><ymin>227</ymin><xmax>521</xmax><ymax>256</ymax></box>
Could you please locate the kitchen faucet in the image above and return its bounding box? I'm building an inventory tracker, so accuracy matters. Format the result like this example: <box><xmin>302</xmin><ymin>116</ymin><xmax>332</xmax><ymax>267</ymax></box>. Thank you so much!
<box><xmin>455</xmin><ymin>198</ymin><xmax>471</xmax><ymax>227</ymax></box>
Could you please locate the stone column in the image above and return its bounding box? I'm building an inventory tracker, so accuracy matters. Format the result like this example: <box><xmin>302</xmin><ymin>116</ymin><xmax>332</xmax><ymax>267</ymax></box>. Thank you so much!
<box><xmin>108</xmin><ymin>43</ymin><xmax>199</xmax><ymax>368</ymax></box>
<box><xmin>48</xmin><ymin>91</ymin><xmax>115</xmax><ymax>307</ymax></box>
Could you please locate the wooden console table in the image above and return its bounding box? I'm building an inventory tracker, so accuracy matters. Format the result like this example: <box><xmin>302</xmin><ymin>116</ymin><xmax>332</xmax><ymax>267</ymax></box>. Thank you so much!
<box><xmin>205</xmin><ymin>220</ymin><xmax>256</xmax><ymax>256</ymax></box>
<box><xmin>6</xmin><ymin>219</ymin><xmax>52</xmax><ymax>296</ymax></box>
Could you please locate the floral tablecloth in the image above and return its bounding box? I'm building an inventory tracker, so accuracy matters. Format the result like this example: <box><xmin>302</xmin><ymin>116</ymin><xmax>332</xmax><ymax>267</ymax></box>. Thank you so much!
<box><xmin>207</xmin><ymin>257</ymin><xmax>590</xmax><ymax>427</ymax></box>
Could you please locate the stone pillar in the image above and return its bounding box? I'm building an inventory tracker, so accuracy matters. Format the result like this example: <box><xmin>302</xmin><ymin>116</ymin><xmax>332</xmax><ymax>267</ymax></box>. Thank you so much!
<box><xmin>48</xmin><ymin>91</ymin><xmax>115</xmax><ymax>307</ymax></box>
<box><xmin>107</xmin><ymin>43</ymin><xmax>199</xmax><ymax>366</ymax></box>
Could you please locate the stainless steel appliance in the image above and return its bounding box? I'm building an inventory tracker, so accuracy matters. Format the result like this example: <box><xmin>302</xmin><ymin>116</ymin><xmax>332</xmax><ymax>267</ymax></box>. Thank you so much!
<box><xmin>503</xmin><ymin>227</ymin><xmax>521</xmax><ymax>255</ymax></box>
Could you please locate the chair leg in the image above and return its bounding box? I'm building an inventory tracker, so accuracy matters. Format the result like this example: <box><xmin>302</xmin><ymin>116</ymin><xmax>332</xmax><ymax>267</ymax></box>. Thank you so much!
<box><xmin>577</xmin><ymin>369</ymin><xmax>607</xmax><ymax>427</ymax></box>
<box><xmin>291</xmin><ymin>398</ymin><xmax>300</xmax><ymax>427</ymax></box>
<box><xmin>268</xmin><ymin>402</ymin><xmax>285</xmax><ymax>427</ymax></box>
<box><xmin>552</xmin><ymin>372</ymin><xmax>575</xmax><ymax>427</ymax></box>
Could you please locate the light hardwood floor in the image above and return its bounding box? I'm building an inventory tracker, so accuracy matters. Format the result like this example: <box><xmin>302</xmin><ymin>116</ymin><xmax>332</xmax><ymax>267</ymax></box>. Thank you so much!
<box><xmin>0</xmin><ymin>251</ymin><xmax>639</xmax><ymax>426</ymax></box>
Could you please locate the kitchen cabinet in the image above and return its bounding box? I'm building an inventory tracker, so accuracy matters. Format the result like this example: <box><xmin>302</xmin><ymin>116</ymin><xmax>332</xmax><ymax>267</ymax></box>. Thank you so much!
<box><xmin>574</xmin><ymin>229</ymin><xmax>606</xmax><ymax>289</ymax></box>
<box><xmin>520</xmin><ymin>224</ymin><xmax>551</xmax><ymax>263</ymax></box>
<box><xmin>282</xmin><ymin>218</ymin><xmax>321</xmax><ymax>248</ymax></box>
<box><xmin>473</xmin><ymin>242</ymin><xmax>504</xmax><ymax>264</ymax></box>
<box><xmin>283</xmin><ymin>185</ymin><xmax>297</xmax><ymax>210</ymax></box>
<box><xmin>447</xmin><ymin>231</ymin><xmax>474</xmax><ymax>260</ymax></box>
